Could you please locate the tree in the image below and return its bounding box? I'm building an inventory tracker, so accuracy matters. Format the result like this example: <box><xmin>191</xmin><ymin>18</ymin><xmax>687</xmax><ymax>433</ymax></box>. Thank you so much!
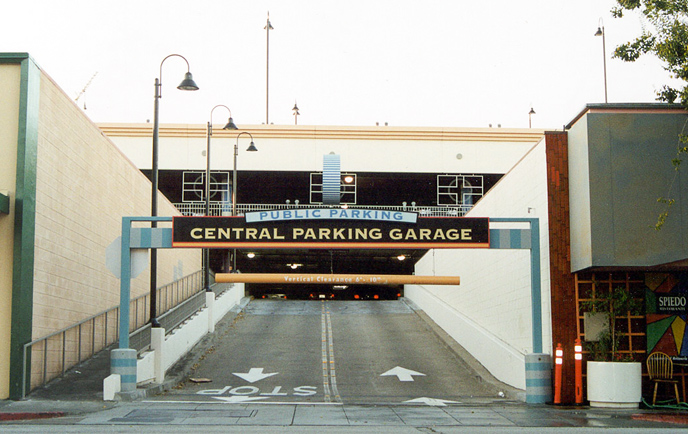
<box><xmin>612</xmin><ymin>0</ymin><xmax>688</xmax><ymax>229</ymax></box>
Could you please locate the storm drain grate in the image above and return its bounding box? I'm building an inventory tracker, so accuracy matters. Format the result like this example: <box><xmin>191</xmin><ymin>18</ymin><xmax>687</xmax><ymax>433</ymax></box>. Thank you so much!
<box><xmin>109</xmin><ymin>408</ymin><xmax>256</xmax><ymax>423</ymax></box>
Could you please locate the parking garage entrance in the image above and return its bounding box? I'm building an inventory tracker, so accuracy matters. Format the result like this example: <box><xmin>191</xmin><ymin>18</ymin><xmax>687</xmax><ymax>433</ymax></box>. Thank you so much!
<box><xmin>171</xmin><ymin>209</ymin><xmax>489</xmax><ymax>300</ymax></box>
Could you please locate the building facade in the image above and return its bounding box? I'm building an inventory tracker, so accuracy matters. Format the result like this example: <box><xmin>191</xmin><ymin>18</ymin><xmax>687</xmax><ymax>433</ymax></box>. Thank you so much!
<box><xmin>0</xmin><ymin>53</ymin><xmax>202</xmax><ymax>399</ymax></box>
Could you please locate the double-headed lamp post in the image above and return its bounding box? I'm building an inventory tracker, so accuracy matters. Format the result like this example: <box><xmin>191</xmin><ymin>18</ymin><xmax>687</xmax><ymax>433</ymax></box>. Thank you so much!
<box><xmin>150</xmin><ymin>54</ymin><xmax>199</xmax><ymax>327</ymax></box>
<box><xmin>232</xmin><ymin>132</ymin><xmax>258</xmax><ymax>271</ymax></box>
<box><xmin>204</xmin><ymin>105</ymin><xmax>238</xmax><ymax>290</ymax></box>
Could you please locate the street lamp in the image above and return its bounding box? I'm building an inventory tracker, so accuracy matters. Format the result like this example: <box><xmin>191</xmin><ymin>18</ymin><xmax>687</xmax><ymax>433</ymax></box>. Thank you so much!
<box><xmin>232</xmin><ymin>132</ymin><xmax>258</xmax><ymax>272</ymax></box>
<box><xmin>595</xmin><ymin>18</ymin><xmax>608</xmax><ymax>103</ymax></box>
<box><xmin>528</xmin><ymin>107</ymin><xmax>536</xmax><ymax>128</ymax></box>
<box><xmin>292</xmin><ymin>101</ymin><xmax>300</xmax><ymax>125</ymax></box>
<box><xmin>265</xmin><ymin>12</ymin><xmax>274</xmax><ymax>124</ymax></box>
<box><xmin>150</xmin><ymin>54</ymin><xmax>199</xmax><ymax>327</ymax></box>
<box><xmin>204</xmin><ymin>105</ymin><xmax>238</xmax><ymax>291</ymax></box>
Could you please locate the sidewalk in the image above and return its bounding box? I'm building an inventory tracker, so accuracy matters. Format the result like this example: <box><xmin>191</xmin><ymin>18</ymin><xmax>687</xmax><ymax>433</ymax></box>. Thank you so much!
<box><xmin>2</xmin><ymin>397</ymin><xmax>688</xmax><ymax>429</ymax></box>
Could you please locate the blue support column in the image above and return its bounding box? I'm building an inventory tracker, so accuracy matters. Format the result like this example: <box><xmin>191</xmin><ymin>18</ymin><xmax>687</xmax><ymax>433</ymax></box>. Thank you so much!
<box><xmin>489</xmin><ymin>218</ymin><xmax>542</xmax><ymax>353</ymax></box>
<box><xmin>117</xmin><ymin>216</ymin><xmax>174</xmax><ymax>349</ymax></box>
<box><xmin>119</xmin><ymin>217</ymin><xmax>133</xmax><ymax>349</ymax></box>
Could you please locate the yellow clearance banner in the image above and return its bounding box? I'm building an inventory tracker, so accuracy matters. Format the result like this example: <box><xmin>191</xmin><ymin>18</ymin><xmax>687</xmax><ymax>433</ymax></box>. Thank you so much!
<box><xmin>172</xmin><ymin>215</ymin><xmax>489</xmax><ymax>249</ymax></box>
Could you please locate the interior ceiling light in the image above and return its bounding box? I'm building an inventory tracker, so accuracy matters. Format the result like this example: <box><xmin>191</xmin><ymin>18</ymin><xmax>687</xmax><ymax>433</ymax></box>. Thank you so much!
<box><xmin>288</xmin><ymin>263</ymin><xmax>302</xmax><ymax>269</ymax></box>
<box><xmin>397</xmin><ymin>255</ymin><xmax>407</xmax><ymax>261</ymax></box>
<box><xmin>247</xmin><ymin>252</ymin><xmax>256</xmax><ymax>258</ymax></box>
<box><xmin>343</xmin><ymin>175</ymin><xmax>354</xmax><ymax>184</ymax></box>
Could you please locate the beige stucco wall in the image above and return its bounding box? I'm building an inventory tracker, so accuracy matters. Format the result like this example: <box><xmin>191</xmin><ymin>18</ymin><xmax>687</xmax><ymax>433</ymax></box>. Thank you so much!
<box><xmin>0</xmin><ymin>64</ymin><xmax>21</xmax><ymax>400</ymax></box>
<box><xmin>32</xmin><ymin>72</ymin><xmax>202</xmax><ymax>339</ymax></box>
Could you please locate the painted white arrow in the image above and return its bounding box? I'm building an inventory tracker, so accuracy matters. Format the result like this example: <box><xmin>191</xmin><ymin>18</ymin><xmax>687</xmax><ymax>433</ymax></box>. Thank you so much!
<box><xmin>232</xmin><ymin>368</ymin><xmax>279</xmax><ymax>383</ymax></box>
<box><xmin>212</xmin><ymin>396</ymin><xmax>269</xmax><ymax>403</ymax></box>
<box><xmin>404</xmin><ymin>397</ymin><xmax>459</xmax><ymax>407</ymax></box>
<box><xmin>380</xmin><ymin>366</ymin><xmax>426</xmax><ymax>382</ymax></box>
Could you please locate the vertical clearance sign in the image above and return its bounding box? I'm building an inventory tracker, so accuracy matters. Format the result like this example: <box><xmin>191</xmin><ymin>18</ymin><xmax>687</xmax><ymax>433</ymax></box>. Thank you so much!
<box><xmin>172</xmin><ymin>208</ymin><xmax>489</xmax><ymax>249</ymax></box>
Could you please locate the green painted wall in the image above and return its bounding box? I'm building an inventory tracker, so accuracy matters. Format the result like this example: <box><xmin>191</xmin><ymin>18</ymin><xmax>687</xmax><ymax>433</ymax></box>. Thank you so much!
<box><xmin>569</xmin><ymin>106</ymin><xmax>688</xmax><ymax>271</ymax></box>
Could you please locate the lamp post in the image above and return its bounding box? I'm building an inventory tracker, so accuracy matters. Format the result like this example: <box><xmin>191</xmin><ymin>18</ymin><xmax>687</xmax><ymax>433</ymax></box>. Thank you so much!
<box><xmin>232</xmin><ymin>132</ymin><xmax>258</xmax><ymax>271</ymax></box>
<box><xmin>292</xmin><ymin>101</ymin><xmax>300</xmax><ymax>125</ymax></box>
<box><xmin>204</xmin><ymin>105</ymin><xmax>238</xmax><ymax>291</ymax></box>
<box><xmin>528</xmin><ymin>107</ymin><xmax>536</xmax><ymax>128</ymax></box>
<box><xmin>265</xmin><ymin>12</ymin><xmax>274</xmax><ymax>124</ymax></box>
<box><xmin>595</xmin><ymin>18</ymin><xmax>608</xmax><ymax>103</ymax></box>
<box><xmin>150</xmin><ymin>54</ymin><xmax>199</xmax><ymax>327</ymax></box>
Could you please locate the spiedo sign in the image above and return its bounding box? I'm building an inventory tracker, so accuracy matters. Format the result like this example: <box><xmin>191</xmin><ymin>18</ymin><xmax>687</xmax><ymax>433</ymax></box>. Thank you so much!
<box><xmin>172</xmin><ymin>210</ymin><xmax>489</xmax><ymax>249</ymax></box>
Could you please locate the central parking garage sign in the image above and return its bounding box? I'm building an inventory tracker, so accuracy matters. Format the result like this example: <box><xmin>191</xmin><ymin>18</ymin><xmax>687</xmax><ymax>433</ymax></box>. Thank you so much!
<box><xmin>173</xmin><ymin>209</ymin><xmax>489</xmax><ymax>249</ymax></box>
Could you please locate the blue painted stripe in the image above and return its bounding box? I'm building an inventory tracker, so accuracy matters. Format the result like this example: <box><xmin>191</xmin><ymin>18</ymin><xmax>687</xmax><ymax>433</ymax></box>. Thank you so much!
<box><xmin>111</xmin><ymin>358</ymin><xmax>137</xmax><ymax>367</ymax></box>
<box><xmin>525</xmin><ymin>363</ymin><xmax>551</xmax><ymax>371</ymax></box>
<box><xmin>130</xmin><ymin>228</ymin><xmax>173</xmax><ymax>248</ymax></box>
<box><xmin>119</xmin><ymin>374</ymin><xmax>137</xmax><ymax>383</ymax></box>
<box><xmin>526</xmin><ymin>378</ymin><xmax>551</xmax><ymax>387</ymax></box>
<box><xmin>490</xmin><ymin>229</ymin><xmax>532</xmax><ymax>249</ymax></box>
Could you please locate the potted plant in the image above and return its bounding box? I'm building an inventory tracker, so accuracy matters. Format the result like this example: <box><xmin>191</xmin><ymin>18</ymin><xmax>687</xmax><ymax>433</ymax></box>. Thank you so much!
<box><xmin>581</xmin><ymin>286</ymin><xmax>644</xmax><ymax>408</ymax></box>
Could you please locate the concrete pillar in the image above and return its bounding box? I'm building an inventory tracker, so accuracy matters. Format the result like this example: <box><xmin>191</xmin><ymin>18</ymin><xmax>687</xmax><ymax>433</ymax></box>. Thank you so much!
<box><xmin>206</xmin><ymin>291</ymin><xmax>216</xmax><ymax>333</ymax></box>
<box><xmin>151</xmin><ymin>327</ymin><xmax>166</xmax><ymax>384</ymax></box>
<box><xmin>111</xmin><ymin>348</ymin><xmax>137</xmax><ymax>392</ymax></box>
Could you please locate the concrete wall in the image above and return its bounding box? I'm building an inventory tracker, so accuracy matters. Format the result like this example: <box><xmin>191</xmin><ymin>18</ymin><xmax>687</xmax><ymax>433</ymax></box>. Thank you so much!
<box><xmin>406</xmin><ymin>138</ymin><xmax>552</xmax><ymax>389</ymax></box>
<box><xmin>101</xmin><ymin>124</ymin><xmax>543</xmax><ymax>175</ymax></box>
<box><xmin>31</xmin><ymin>72</ymin><xmax>202</xmax><ymax>337</ymax></box>
<box><xmin>568</xmin><ymin>106</ymin><xmax>688</xmax><ymax>271</ymax></box>
<box><xmin>0</xmin><ymin>62</ymin><xmax>21</xmax><ymax>401</ymax></box>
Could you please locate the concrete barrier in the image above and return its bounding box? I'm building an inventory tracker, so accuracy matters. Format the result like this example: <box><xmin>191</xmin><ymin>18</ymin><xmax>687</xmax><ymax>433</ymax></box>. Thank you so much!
<box><xmin>525</xmin><ymin>353</ymin><xmax>552</xmax><ymax>404</ymax></box>
<box><xmin>110</xmin><ymin>349</ymin><xmax>137</xmax><ymax>392</ymax></box>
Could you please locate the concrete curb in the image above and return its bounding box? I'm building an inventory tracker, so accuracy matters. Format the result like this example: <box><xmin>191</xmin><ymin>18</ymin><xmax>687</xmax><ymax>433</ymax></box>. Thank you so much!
<box><xmin>631</xmin><ymin>412</ymin><xmax>688</xmax><ymax>425</ymax></box>
<box><xmin>0</xmin><ymin>411</ymin><xmax>65</xmax><ymax>421</ymax></box>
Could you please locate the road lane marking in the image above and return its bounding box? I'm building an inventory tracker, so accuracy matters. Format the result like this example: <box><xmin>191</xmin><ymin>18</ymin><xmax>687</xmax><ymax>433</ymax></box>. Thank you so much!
<box><xmin>232</xmin><ymin>368</ymin><xmax>279</xmax><ymax>383</ymax></box>
<box><xmin>321</xmin><ymin>301</ymin><xmax>342</xmax><ymax>403</ymax></box>
<box><xmin>321</xmin><ymin>302</ymin><xmax>332</xmax><ymax>402</ymax></box>
<box><xmin>381</xmin><ymin>366</ymin><xmax>426</xmax><ymax>382</ymax></box>
<box><xmin>404</xmin><ymin>397</ymin><xmax>459</xmax><ymax>406</ymax></box>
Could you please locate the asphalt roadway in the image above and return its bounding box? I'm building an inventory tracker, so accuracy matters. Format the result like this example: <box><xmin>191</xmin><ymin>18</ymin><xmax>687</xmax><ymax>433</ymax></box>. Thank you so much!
<box><xmin>3</xmin><ymin>297</ymin><xmax>688</xmax><ymax>432</ymax></box>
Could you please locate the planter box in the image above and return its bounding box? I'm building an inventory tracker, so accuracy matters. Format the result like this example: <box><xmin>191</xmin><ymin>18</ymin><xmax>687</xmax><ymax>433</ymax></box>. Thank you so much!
<box><xmin>587</xmin><ymin>361</ymin><xmax>642</xmax><ymax>408</ymax></box>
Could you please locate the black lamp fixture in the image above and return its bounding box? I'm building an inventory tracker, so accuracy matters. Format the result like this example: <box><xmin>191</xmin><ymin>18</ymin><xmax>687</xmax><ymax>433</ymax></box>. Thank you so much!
<box><xmin>178</xmin><ymin>72</ymin><xmax>200</xmax><ymax>91</ymax></box>
<box><xmin>150</xmin><ymin>53</ymin><xmax>199</xmax><ymax>327</ymax></box>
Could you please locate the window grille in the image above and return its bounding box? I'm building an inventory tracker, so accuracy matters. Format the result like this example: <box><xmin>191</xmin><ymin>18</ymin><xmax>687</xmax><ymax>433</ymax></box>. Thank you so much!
<box><xmin>182</xmin><ymin>171</ymin><xmax>230</xmax><ymax>203</ymax></box>
<box><xmin>310</xmin><ymin>172</ymin><xmax>357</xmax><ymax>204</ymax></box>
<box><xmin>437</xmin><ymin>174</ymin><xmax>484</xmax><ymax>206</ymax></box>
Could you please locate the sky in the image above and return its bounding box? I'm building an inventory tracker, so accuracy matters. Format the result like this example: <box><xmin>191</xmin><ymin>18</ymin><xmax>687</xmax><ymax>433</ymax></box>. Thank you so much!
<box><xmin>2</xmin><ymin>1</ymin><xmax>676</xmax><ymax>129</ymax></box>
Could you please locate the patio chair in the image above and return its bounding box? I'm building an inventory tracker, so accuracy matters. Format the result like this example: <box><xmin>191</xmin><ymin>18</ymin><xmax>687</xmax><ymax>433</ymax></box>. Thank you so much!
<box><xmin>646</xmin><ymin>352</ymin><xmax>681</xmax><ymax>405</ymax></box>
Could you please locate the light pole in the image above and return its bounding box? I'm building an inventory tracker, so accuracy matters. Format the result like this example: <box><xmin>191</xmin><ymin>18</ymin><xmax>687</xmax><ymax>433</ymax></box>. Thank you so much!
<box><xmin>528</xmin><ymin>107</ymin><xmax>536</xmax><ymax>128</ymax></box>
<box><xmin>150</xmin><ymin>54</ymin><xmax>199</xmax><ymax>327</ymax></box>
<box><xmin>204</xmin><ymin>105</ymin><xmax>238</xmax><ymax>290</ymax></box>
<box><xmin>292</xmin><ymin>101</ymin><xmax>300</xmax><ymax>125</ymax></box>
<box><xmin>595</xmin><ymin>18</ymin><xmax>608</xmax><ymax>103</ymax></box>
<box><xmin>232</xmin><ymin>132</ymin><xmax>258</xmax><ymax>271</ymax></box>
<box><xmin>265</xmin><ymin>12</ymin><xmax>274</xmax><ymax>124</ymax></box>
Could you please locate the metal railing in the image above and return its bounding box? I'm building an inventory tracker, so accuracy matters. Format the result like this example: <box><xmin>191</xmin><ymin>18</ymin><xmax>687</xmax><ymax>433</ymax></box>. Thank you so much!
<box><xmin>173</xmin><ymin>202</ymin><xmax>472</xmax><ymax>217</ymax></box>
<box><xmin>21</xmin><ymin>270</ymin><xmax>208</xmax><ymax>398</ymax></box>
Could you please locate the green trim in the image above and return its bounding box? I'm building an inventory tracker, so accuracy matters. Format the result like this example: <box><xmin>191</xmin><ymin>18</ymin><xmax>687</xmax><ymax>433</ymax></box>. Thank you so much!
<box><xmin>0</xmin><ymin>192</ymin><xmax>8</xmax><ymax>214</ymax></box>
<box><xmin>0</xmin><ymin>53</ymin><xmax>30</xmax><ymax>63</ymax></box>
<box><xmin>8</xmin><ymin>55</ymin><xmax>40</xmax><ymax>399</ymax></box>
